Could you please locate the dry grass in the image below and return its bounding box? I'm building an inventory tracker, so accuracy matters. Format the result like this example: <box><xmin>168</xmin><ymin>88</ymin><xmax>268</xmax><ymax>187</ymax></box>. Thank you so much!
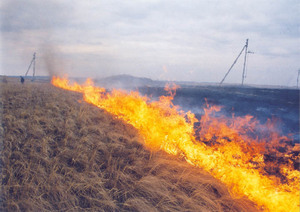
<box><xmin>0</xmin><ymin>79</ymin><xmax>258</xmax><ymax>211</ymax></box>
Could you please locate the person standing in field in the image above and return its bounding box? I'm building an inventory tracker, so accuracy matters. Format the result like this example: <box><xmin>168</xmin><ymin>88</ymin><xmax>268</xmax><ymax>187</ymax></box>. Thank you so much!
<box><xmin>20</xmin><ymin>76</ymin><xmax>25</xmax><ymax>84</ymax></box>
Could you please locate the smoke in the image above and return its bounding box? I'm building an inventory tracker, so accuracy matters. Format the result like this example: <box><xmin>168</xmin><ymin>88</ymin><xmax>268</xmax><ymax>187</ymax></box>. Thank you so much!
<box><xmin>1</xmin><ymin>0</ymin><xmax>71</xmax><ymax>77</ymax></box>
<box><xmin>40</xmin><ymin>43</ymin><xmax>65</xmax><ymax>77</ymax></box>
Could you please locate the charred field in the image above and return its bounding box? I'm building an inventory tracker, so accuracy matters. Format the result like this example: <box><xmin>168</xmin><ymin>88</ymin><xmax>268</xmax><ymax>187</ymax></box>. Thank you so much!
<box><xmin>139</xmin><ymin>84</ymin><xmax>299</xmax><ymax>143</ymax></box>
<box><xmin>0</xmin><ymin>79</ymin><xmax>259</xmax><ymax>211</ymax></box>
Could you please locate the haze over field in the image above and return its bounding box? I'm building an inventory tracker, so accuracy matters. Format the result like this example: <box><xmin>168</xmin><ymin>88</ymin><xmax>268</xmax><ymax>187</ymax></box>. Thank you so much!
<box><xmin>1</xmin><ymin>0</ymin><xmax>299</xmax><ymax>86</ymax></box>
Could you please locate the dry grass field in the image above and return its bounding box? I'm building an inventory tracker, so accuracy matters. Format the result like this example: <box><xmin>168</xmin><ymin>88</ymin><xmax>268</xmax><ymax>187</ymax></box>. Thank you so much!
<box><xmin>0</xmin><ymin>79</ymin><xmax>258</xmax><ymax>211</ymax></box>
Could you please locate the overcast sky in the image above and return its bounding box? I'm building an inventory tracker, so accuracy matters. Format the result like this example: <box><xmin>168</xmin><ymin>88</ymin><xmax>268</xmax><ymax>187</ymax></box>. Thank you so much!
<box><xmin>1</xmin><ymin>0</ymin><xmax>299</xmax><ymax>86</ymax></box>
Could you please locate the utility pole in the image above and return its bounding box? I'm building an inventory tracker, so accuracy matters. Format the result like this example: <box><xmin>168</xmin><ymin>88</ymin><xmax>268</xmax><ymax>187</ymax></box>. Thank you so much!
<box><xmin>297</xmin><ymin>69</ymin><xmax>300</xmax><ymax>89</ymax></box>
<box><xmin>24</xmin><ymin>52</ymin><xmax>36</xmax><ymax>81</ymax></box>
<box><xmin>220</xmin><ymin>39</ymin><xmax>253</xmax><ymax>86</ymax></box>
<box><xmin>241</xmin><ymin>39</ymin><xmax>248</xmax><ymax>86</ymax></box>
<box><xmin>32</xmin><ymin>52</ymin><xmax>36</xmax><ymax>79</ymax></box>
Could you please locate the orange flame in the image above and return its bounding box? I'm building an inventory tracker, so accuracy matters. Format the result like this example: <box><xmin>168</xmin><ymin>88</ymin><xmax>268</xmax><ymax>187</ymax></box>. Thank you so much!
<box><xmin>52</xmin><ymin>76</ymin><xmax>299</xmax><ymax>211</ymax></box>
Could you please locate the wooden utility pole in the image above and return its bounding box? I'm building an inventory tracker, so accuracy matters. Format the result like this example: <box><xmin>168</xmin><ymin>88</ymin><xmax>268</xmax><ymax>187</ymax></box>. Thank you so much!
<box><xmin>220</xmin><ymin>39</ymin><xmax>253</xmax><ymax>86</ymax></box>
<box><xmin>24</xmin><ymin>52</ymin><xmax>36</xmax><ymax>80</ymax></box>
<box><xmin>241</xmin><ymin>39</ymin><xmax>248</xmax><ymax>86</ymax></box>
<box><xmin>297</xmin><ymin>69</ymin><xmax>300</xmax><ymax>88</ymax></box>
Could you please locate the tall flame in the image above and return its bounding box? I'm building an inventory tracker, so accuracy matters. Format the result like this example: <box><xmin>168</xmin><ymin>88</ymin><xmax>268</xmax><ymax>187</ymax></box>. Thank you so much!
<box><xmin>52</xmin><ymin>76</ymin><xmax>299</xmax><ymax>211</ymax></box>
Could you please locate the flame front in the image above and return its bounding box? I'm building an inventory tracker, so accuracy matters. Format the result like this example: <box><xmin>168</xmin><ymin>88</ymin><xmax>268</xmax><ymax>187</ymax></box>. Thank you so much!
<box><xmin>52</xmin><ymin>76</ymin><xmax>299</xmax><ymax>211</ymax></box>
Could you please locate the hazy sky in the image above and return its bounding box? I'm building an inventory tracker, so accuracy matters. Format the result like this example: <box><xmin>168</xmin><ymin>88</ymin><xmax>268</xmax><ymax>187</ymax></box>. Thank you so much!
<box><xmin>1</xmin><ymin>0</ymin><xmax>299</xmax><ymax>86</ymax></box>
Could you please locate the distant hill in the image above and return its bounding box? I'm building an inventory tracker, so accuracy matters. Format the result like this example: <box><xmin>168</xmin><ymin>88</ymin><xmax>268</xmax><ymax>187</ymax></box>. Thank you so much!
<box><xmin>94</xmin><ymin>74</ymin><xmax>164</xmax><ymax>89</ymax></box>
<box><xmin>94</xmin><ymin>74</ymin><xmax>299</xmax><ymax>90</ymax></box>
<box><xmin>94</xmin><ymin>74</ymin><xmax>220</xmax><ymax>90</ymax></box>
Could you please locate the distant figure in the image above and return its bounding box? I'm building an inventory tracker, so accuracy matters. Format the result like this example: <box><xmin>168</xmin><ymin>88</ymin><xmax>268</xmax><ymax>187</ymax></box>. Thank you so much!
<box><xmin>20</xmin><ymin>76</ymin><xmax>25</xmax><ymax>84</ymax></box>
<box><xmin>2</xmin><ymin>76</ymin><xmax>7</xmax><ymax>83</ymax></box>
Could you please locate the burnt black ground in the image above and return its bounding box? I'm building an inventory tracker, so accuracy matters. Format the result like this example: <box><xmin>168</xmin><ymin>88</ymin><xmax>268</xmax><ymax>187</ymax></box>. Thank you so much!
<box><xmin>138</xmin><ymin>85</ymin><xmax>299</xmax><ymax>143</ymax></box>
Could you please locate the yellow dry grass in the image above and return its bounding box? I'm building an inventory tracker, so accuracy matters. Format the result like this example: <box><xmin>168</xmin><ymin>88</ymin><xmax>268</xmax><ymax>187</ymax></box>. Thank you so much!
<box><xmin>0</xmin><ymin>79</ymin><xmax>258</xmax><ymax>211</ymax></box>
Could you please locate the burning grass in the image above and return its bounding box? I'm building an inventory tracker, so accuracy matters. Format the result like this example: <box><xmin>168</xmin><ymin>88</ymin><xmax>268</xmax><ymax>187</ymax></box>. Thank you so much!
<box><xmin>51</xmin><ymin>76</ymin><xmax>299</xmax><ymax>212</ymax></box>
<box><xmin>0</xmin><ymin>80</ymin><xmax>257</xmax><ymax>211</ymax></box>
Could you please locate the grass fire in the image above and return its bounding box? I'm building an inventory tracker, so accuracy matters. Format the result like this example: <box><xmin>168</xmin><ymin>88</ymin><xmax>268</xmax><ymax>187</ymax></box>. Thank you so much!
<box><xmin>1</xmin><ymin>76</ymin><xmax>299</xmax><ymax>211</ymax></box>
<box><xmin>51</xmin><ymin>76</ymin><xmax>299</xmax><ymax>212</ymax></box>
